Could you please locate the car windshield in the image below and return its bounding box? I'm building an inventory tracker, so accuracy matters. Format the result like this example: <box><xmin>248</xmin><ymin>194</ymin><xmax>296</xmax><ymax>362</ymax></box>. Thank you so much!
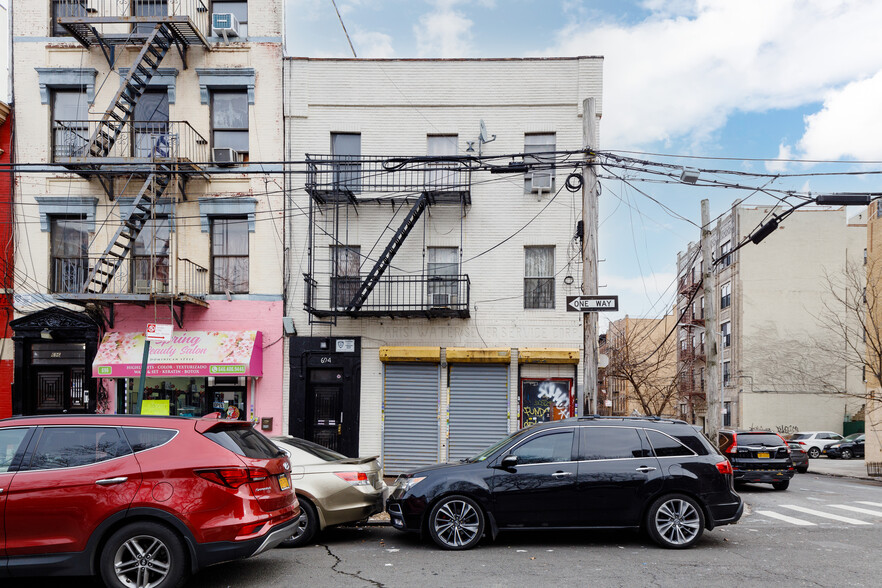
<box><xmin>843</xmin><ymin>433</ymin><xmax>863</xmax><ymax>442</ymax></box>
<box><xmin>464</xmin><ymin>430</ymin><xmax>523</xmax><ymax>463</ymax></box>
<box><xmin>736</xmin><ymin>433</ymin><xmax>784</xmax><ymax>447</ymax></box>
<box><xmin>276</xmin><ymin>436</ymin><xmax>346</xmax><ymax>462</ymax></box>
<box><xmin>789</xmin><ymin>433</ymin><xmax>811</xmax><ymax>440</ymax></box>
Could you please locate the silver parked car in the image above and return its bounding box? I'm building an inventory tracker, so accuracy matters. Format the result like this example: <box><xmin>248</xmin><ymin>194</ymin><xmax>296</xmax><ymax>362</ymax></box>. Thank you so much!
<box><xmin>273</xmin><ymin>436</ymin><xmax>386</xmax><ymax>547</ymax></box>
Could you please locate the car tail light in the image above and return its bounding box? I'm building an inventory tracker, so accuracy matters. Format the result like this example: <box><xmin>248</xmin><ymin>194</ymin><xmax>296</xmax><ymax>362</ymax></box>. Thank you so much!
<box><xmin>796</xmin><ymin>441</ymin><xmax>806</xmax><ymax>445</ymax></box>
<box><xmin>196</xmin><ymin>467</ymin><xmax>270</xmax><ymax>489</ymax></box>
<box><xmin>715</xmin><ymin>459</ymin><xmax>733</xmax><ymax>475</ymax></box>
<box><xmin>334</xmin><ymin>471</ymin><xmax>370</xmax><ymax>487</ymax></box>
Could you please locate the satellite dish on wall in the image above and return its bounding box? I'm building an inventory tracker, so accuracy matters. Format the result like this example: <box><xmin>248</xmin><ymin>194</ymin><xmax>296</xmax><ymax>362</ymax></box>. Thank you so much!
<box><xmin>479</xmin><ymin>119</ymin><xmax>496</xmax><ymax>144</ymax></box>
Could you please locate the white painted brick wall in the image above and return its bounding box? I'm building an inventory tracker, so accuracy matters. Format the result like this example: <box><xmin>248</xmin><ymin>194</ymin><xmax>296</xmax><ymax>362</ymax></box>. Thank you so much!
<box><xmin>284</xmin><ymin>57</ymin><xmax>600</xmax><ymax>455</ymax></box>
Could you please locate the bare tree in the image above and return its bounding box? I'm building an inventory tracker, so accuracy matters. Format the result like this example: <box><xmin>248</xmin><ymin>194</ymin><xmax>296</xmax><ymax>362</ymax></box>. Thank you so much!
<box><xmin>604</xmin><ymin>317</ymin><xmax>680</xmax><ymax>417</ymax></box>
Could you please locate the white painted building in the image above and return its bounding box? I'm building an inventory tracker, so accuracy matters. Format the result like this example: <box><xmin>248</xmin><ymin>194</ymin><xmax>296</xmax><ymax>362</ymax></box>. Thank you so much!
<box><xmin>676</xmin><ymin>204</ymin><xmax>866</xmax><ymax>434</ymax></box>
<box><xmin>283</xmin><ymin>57</ymin><xmax>602</xmax><ymax>472</ymax></box>
<box><xmin>10</xmin><ymin>0</ymin><xmax>286</xmax><ymax>431</ymax></box>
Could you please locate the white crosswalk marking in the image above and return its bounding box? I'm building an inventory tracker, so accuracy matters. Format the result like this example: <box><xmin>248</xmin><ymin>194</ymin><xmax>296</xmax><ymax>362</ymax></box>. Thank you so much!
<box><xmin>829</xmin><ymin>504</ymin><xmax>882</xmax><ymax>517</ymax></box>
<box><xmin>856</xmin><ymin>501</ymin><xmax>882</xmax><ymax>508</ymax></box>
<box><xmin>780</xmin><ymin>505</ymin><xmax>872</xmax><ymax>525</ymax></box>
<box><xmin>755</xmin><ymin>510</ymin><xmax>816</xmax><ymax>526</ymax></box>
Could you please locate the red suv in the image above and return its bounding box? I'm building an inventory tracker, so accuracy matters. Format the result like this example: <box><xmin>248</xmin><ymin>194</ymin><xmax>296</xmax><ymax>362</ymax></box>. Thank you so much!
<box><xmin>0</xmin><ymin>414</ymin><xmax>300</xmax><ymax>587</ymax></box>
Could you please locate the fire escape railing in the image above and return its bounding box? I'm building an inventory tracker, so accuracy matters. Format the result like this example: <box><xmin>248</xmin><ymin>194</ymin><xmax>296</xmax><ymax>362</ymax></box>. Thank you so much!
<box><xmin>54</xmin><ymin>120</ymin><xmax>208</xmax><ymax>166</ymax></box>
<box><xmin>52</xmin><ymin>255</ymin><xmax>208</xmax><ymax>299</ymax></box>
<box><xmin>305</xmin><ymin>154</ymin><xmax>472</xmax><ymax>203</ymax></box>
<box><xmin>305</xmin><ymin>274</ymin><xmax>470</xmax><ymax>318</ymax></box>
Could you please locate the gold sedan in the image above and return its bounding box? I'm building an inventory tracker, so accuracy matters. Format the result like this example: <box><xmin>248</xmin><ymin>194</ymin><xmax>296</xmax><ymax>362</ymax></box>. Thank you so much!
<box><xmin>273</xmin><ymin>436</ymin><xmax>387</xmax><ymax>547</ymax></box>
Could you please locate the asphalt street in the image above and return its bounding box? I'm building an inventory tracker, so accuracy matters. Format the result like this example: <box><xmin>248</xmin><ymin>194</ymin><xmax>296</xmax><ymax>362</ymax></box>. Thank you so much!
<box><xmin>8</xmin><ymin>467</ymin><xmax>882</xmax><ymax>587</ymax></box>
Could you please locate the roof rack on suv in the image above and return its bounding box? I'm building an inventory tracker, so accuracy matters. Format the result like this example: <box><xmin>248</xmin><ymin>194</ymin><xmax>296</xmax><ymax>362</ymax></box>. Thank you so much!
<box><xmin>575</xmin><ymin>414</ymin><xmax>689</xmax><ymax>425</ymax></box>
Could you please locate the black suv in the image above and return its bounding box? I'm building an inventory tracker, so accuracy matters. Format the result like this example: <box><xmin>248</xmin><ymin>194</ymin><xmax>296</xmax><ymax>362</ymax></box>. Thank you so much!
<box><xmin>386</xmin><ymin>416</ymin><xmax>742</xmax><ymax>550</ymax></box>
<box><xmin>719</xmin><ymin>430</ymin><xmax>794</xmax><ymax>490</ymax></box>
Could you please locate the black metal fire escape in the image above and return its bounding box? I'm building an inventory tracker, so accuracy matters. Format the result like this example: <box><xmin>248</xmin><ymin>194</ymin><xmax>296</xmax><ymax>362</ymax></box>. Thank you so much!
<box><xmin>54</xmin><ymin>2</ymin><xmax>211</xmax><ymax>322</ymax></box>
<box><xmin>345</xmin><ymin>193</ymin><xmax>430</xmax><ymax>312</ymax></box>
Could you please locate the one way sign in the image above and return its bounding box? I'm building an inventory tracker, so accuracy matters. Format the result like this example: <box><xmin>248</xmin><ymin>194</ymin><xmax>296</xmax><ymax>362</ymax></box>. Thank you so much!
<box><xmin>566</xmin><ymin>295</ymin><xmax>619</xmax><ymax>312</ymax></box>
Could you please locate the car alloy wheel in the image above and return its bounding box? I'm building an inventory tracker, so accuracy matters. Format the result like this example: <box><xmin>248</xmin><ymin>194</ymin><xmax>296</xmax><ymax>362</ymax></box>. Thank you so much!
<box><xmin>100</xmin><ymin>522</ymin><xmax>186</xmax><ymax>588</ymax></box>
<box><xmin>646</xmin><ymin>494</ymin><xmax>704</xmax><ymax>549</ymax></box>
<box><xmin>841</xmin><ymin>448</ymin><xmax>854</xmax><ymax>460</ymax></box>
<box><xmin>428</xmin><ymin>495</ymin><xmax>484</xmax><ymax>550</ymax></box>
<box><xmin>279</xmin><ymin>499</ymin><xmax>319</xmax><ymax>548</ymax></box>
<box><xmin>808</xmin><ymin>447</ymin><xmax>821</xmax><ymax>459</ymax></box>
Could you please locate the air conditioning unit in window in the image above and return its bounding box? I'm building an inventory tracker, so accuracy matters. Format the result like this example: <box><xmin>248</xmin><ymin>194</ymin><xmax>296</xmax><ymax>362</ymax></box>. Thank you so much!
<box><xmin>531</xmin><ymin>170</ymin><xmax>553</xmax><ymax>191</ymax></box>
<box><xmin>213</xmin><ymin>147</ymin><xmax>239</xmax><ymax>166</ymax></box>
<box><xmin>431</xmin><ymin>293</ymin><xmax>453</xmax><ymax>307</ymax></box>
<box><xmin>212</xmin><ymin>13</ymin><xmax>240</xmax><ymax>41</ymax></box>
<box><xmin>135</xmin><ymin>279</ymin><xmax>168</xmax><ymax>294</ymax></box>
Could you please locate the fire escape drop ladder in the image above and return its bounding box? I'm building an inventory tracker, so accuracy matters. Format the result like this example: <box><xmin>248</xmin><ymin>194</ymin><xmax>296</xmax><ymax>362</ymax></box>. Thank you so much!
<box><xmin>345</xmin><ymin>193</ymin><xmax>431</xmax><ymax>312</ymax></box>
<box><xmin>80</xmin><ymin>24</ymin><xmax>177</xmax><ymax>294</ymax></box>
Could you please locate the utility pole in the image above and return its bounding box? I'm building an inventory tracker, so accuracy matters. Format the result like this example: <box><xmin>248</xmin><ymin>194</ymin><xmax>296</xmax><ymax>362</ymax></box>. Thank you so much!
<box><xmin>701</xmin><ymin>199</ymin><xmax>721</xmax><ymax>446</ymax></box>
<box><xmin>582</xmin><ymin>97</ymin><xmax>599</xmax><ymax>415</ymax></box>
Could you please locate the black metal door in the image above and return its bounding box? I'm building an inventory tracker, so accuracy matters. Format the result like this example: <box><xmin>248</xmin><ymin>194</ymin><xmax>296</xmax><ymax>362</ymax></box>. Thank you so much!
<box><xmin>34</xmin><ymin>367</ymin><xmax>86</xmax><ymax>414</ymax></box>
<box><xmin>307</xmin><ymin>369</ymin><xmax>343</xmax><ymax>451</ymax></box>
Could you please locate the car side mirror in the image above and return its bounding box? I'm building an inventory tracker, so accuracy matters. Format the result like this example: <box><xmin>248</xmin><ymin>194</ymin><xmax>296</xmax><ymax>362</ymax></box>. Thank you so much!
<box><xmin>499</xmin><ymin>454</ymin><xmax>518</xmax><ymax>469</ymax></box>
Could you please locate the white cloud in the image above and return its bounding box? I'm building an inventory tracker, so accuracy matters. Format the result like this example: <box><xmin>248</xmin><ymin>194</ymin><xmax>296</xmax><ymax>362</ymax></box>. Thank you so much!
<box><xmin>352</xmin><ymin>30</ymin><xmax>396</xmax><ymax>58</ymax></box>
<box><xmin>541</xmin><ymin>0</ymin><xmax>882</xmax><ymax>150</ymax></box>
<box><xmin>414</xmin><ymin>4</ymin><xmax>475</xmax><ymax>57</ymax></box>
<box><xmin>765</xmin><ymin>143</ymin><xmax>792</xmax><ymax>173</ymax></box>
<box><xmin>792</xmin><ymin>71</ymin><xmax>882</xmax><ymax>161</ymax></box>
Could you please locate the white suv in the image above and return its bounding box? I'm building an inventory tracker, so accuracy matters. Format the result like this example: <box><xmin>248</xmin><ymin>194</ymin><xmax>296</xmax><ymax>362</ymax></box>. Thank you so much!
<box><xmin>789</xmin><ymin>431</ymin><xmax>844</xmax><ymax>458</ymax></box>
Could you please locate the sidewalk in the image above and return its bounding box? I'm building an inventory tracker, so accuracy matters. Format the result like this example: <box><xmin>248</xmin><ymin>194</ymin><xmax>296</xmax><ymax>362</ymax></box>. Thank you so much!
<box><xmin>806</xmin><ymin>457</ymin><xmax>880</xmax><ymax>482</ymax></box>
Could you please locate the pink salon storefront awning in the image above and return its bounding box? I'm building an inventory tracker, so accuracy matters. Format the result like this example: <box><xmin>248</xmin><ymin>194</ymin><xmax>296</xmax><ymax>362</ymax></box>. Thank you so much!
<box><xmin>92</xmin><ymin>331</ymin><xmax>263</xmax><ymax>378</ymax></box>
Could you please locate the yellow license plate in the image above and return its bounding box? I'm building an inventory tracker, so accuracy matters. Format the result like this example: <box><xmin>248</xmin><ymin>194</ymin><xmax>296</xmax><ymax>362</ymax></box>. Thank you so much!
<box><xmin>278</xmin><ymin>474</ymin><xmax>290</xmax><ymax>490</ymax></box>
<box><xmin>757</xmin><ymin>452</ymin><xmax>770</xmax><ymax>458</ymax></box>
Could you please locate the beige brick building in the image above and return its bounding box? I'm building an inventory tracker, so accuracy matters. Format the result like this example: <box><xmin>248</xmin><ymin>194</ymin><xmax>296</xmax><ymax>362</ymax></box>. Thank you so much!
<box><xmin>10</xmin><ymin>0</ymin><xmax>286</xmax><ymax>431</ymax></box>
<box><xmin>676</xmin><ymin>204</ymin><xmax>866</xmax><ymax>433</ymax></box>
<box><xmin>603</xmin><ymin>314</ymin><xmax>679</xmax><ymax>418</ymax></box>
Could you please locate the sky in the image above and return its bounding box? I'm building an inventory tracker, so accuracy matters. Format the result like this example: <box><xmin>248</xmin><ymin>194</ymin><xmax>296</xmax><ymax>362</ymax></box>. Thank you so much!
<box><xmin>288</xmin><ymin>0</ymin><xmax>882</xmax><ymax>329</ymax></box>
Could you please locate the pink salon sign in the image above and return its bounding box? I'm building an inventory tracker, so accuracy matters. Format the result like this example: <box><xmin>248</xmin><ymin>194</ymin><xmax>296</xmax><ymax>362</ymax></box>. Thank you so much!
<box><xmin>92</xmin><ymin>330</ymin><xmax>263</xmax><ymax>378</ymax></box>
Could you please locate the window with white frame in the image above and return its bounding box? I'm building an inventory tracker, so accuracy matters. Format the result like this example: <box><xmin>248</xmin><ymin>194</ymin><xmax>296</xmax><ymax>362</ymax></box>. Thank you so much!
<box><xmin>721</xmin><ymin>321</ymin><xmax>731</xmax><ymax>348</ymax></box>
<box><xmin>524</xmin><ymin>133</ymin><xmax>555</xmax><ymax>192</ymax></box>
<box><xmin>331</xmin><ymin>133</ymin><xmax>361</xmax><ymax>193</ymax></box>
<box><xmin>50</xmin><ymin>216</ymin><xmax>89</xmax><ymax>294</ymax></box>
<box><xmin>524</xmin><ymin>246</ymin><xmax>554</xmax><ymax>309</ymax></box>
<box><xmin>210</xmin><ymin>217</ymin><xmax>249</xmax><ymax>294</ymax></box>
<box><xmin>212</xmin><ymin>90</ymin><xmax>249</xmax><ymax>159</ymax></box>
<box><xmin>330</xmin><ymin>245</ymin><xmax>361</xmax><ymax>309</ymax></box>
<box><xmin>426</xmin><ymin>135</ymin><xmax>459</xmax><ymax>191</ymax></box>
<box><xmin>720</xmin><ymin>282</ymin><xmax>731</xmax><ymax>309</ymax></box>
<box><xmin>133</xmin><ymin>217</ymin><xmax>171</xmax><ymax>294</ymax></box>
<box><xmin>720</xmin><ymin>240</ymin><xmax>732</xmax><ymax>267</ymax></box>
<box><xmin>427</xmin><ymin>247</ymin><xmax>459</xmax><ymax>307</ymax></box>
<box><xmin>52</xmin><ymin>90</ymin><xmax>88</xmax><ymax>160</ymax></box>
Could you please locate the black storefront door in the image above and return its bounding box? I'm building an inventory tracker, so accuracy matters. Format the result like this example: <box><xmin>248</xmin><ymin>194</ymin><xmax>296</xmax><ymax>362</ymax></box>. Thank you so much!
<box><xmin>306</xmin><ymin>370</ymin><xmax>343</xmax><ymax>451</ymax></box>
<box><xmin>33</xmin><ymin>366</ymin><xmax>87</xmax><ymax>414</ymax></box>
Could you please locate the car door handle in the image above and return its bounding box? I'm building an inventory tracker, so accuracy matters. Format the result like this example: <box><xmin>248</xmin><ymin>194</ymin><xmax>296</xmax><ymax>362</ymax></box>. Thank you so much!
<box><xmin>95</xmin><ymin>477</ymin><xmax>128</xmax><ymax>486</ymax></box>
<box><xmin>635</xmin><ymin>466</ymin><xmax>657</xmax><ymax>473</ymax></box>
<box><xmin>551</xmin><ymin>471</ymin><xmax>574</xmax><ymax>478</ymax></box>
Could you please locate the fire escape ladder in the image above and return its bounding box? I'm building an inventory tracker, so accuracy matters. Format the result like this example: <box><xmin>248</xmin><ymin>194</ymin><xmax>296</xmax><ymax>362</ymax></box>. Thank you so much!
<box><xmin>346</xmin><ymin>193</ymin><xmax>431</xmax><ymax>311</ymax></box>
<box><xmin>86</xmin><ymin>24</ymin><xmax>173</xmax><ymax>159</ymax></box>
<box><xmin>81</xmin><ymin>172</ymin><xmax>172</xmax><ymax>294</ymax></box>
